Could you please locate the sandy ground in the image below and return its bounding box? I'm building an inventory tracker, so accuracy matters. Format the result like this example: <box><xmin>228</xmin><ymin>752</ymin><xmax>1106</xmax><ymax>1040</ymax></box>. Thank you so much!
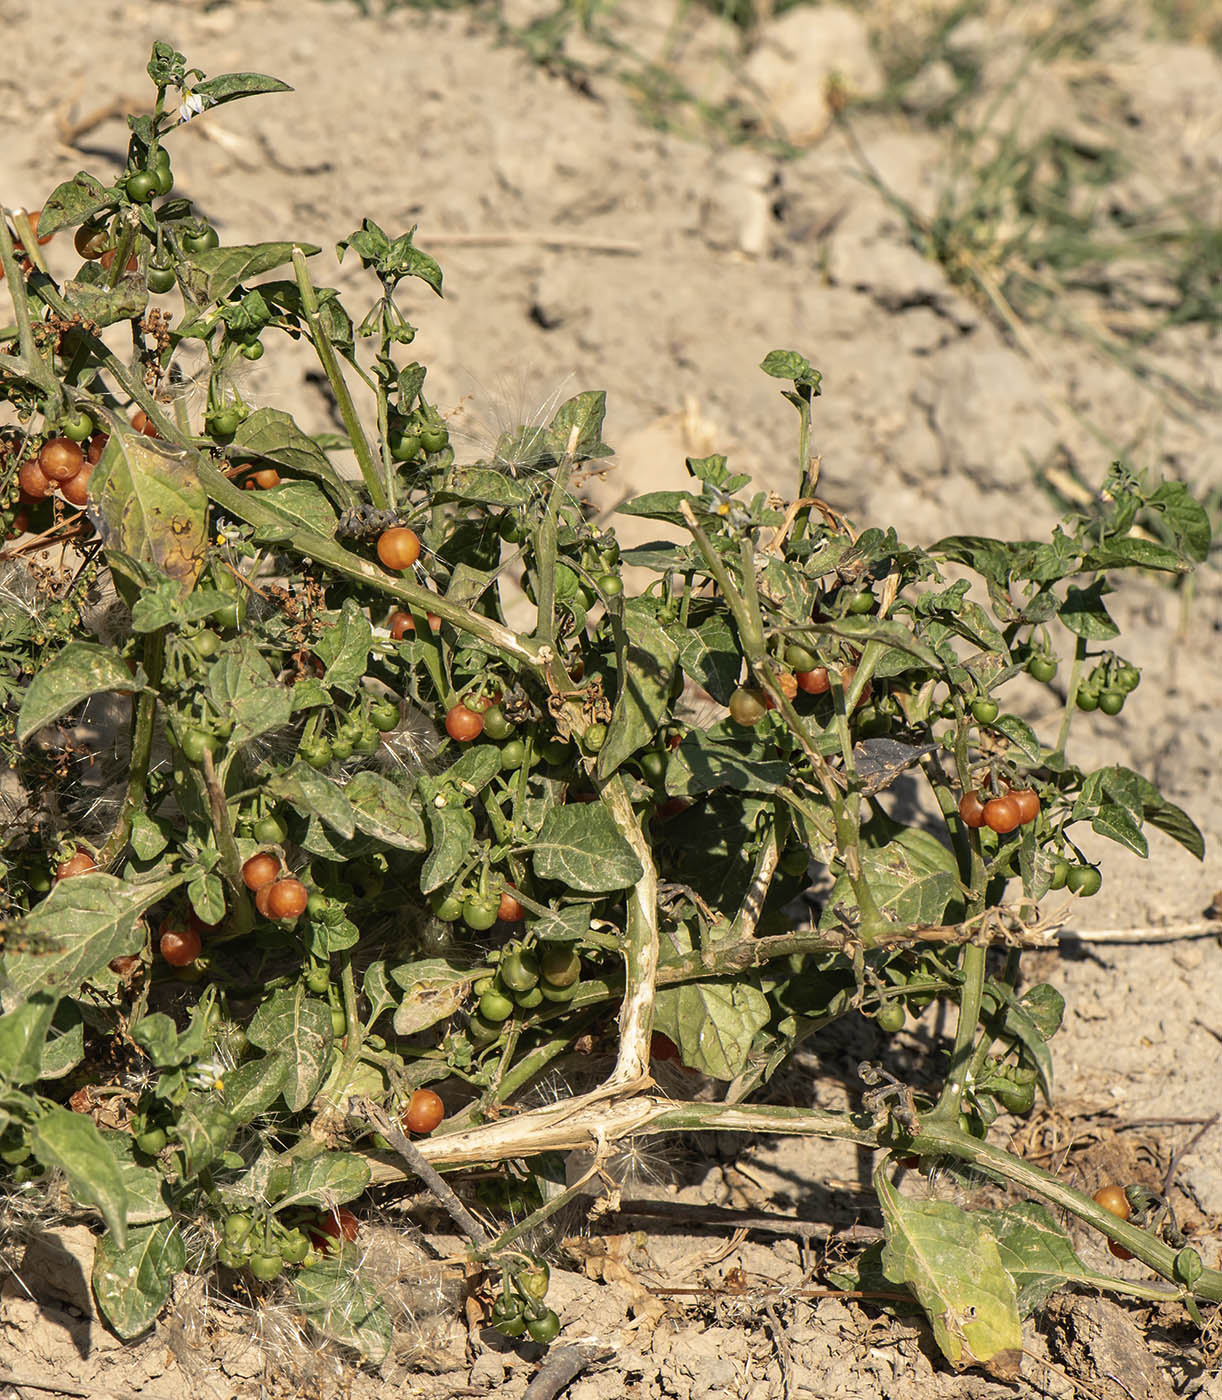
<box><xmin>1</xmin><ymin>0</ymin><xmax>1220</xmax><ymax>1394</ymax></box>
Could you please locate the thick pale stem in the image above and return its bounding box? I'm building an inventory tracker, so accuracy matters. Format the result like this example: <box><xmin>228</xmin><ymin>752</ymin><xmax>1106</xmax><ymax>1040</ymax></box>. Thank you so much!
<box><xmin>601</xmin><ymin>775</ymin><xmax>659</xmax><ymax>1086</ymax></box>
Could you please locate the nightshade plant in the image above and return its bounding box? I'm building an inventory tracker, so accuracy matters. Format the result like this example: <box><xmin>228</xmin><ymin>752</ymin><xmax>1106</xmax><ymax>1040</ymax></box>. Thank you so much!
<box><xmin>0</xmin><ymin>42</ymin><xmax>1212</xmax><ymax>1373</ymax></box>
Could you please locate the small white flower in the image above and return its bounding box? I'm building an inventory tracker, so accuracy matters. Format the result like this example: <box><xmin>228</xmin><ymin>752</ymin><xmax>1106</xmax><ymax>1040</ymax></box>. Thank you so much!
<box><xmin>176</xmin><ymin>89</ymin><xmax>211</xmax><ymax>125</ymax></box>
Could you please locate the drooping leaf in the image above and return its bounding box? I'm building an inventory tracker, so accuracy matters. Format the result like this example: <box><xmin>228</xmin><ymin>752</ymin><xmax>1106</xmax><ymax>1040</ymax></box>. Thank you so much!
<box><xmin>876</xmin><ymin>1167</ymin><xmax>1023</xmax><ymax>1376</ymax></box>
<box><xmin>31</xmin><ymin>1109</ymin><xmax>130</xmax><ymax>1249</ymax></box>
<box><xmin>179</xmin><ymin>242</ymin><xmax>320</xmax><ymax>307</ymax></box>
<box><xmin>598</xmin><ymin>603</ymin><xmax>678</xmax><ymax>778</ymax></box>
<box><xmin>92</xmin><ymin>1220</ymin><xmax>184</xmax><ymax>1339</ymax></box>
<box><xmin>37</xmin><ymin>172</ymin><xmax>115</xmax><ymax>235</ymax></box>
<box><xmin>16</xmin><ymin>641</ymin><xmax>143</xmax><ymax>743</ymax></box>
<box><xmin>532</xmin><ymin>805</ymin><xmax>644</xmax><ymax>892</ymax></box>
<box><xmin>221</xmin><ymin>1053</ymin><xmax>291</xmax><ymax>1123</ymax></box>
<box><xmin>974</xmin><ymin>1202</ymin><xmax>1094</xmax><ymax>1317</ymax></box>
<box><xmin>343</xmin><ymin>771</ymin><xmax>426</xmax><ymax>851</ymax></box>
<box><xmin>2</xmin><ymin>869</ymin><xmax>177</xmax><ymax>1001</ymax></box>
<box><xmin>293</xmin><ymin>1256</ymin><xmax>392</xmax><ymax>1364</ymax></box>
<box><xmin>390</xmin><ymin>958</ymin><xmax>481</xmax><ymax>1036</ymax></box>
<box><xmin>89</xmin><ymin>434</ymin><xmax>208</xmax><ymax>591</ymax></box>
<box><xmin>206</xmin><ymin>637</ymin><xmax>293</xmax><ymax>744</ymax></box>
<box><xmin>232</xmin><ymin>407</ymin><xmax>352</xmax><ymax>505</ymax></box>
<box><xmin>267</xmin><ymin>765</ymin><xmax>356</xmax><ymax>839</ymax></box>
<box><xmin>246</xmin><ymin>987</ymin><xmax>332</xmax><ymax>1112</ymax></box>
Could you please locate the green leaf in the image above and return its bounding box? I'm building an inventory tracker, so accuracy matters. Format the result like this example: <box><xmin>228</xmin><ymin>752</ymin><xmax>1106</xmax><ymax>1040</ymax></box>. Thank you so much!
<box><xmin>821</xmin><ymin>829</ymin><xmax>960</xmax><ymax>930</ymax></box>
<box><xmin>598</xmin><ymin>603</ymin><xmax>679</xmax><ymax>778</ymax></box>
<box><xmin>31</xmin><ymin>1109</ymin><xmax>130</xmax><ymax>1249</ymax></box>
<box><xmin>246</xmin><ymin>987</ymin><xmax>332</xmax><ymax>1112</ymax></box>
<box><xmin>876</xmin><ymin>1168</ymin><xmax>1023</xmax><ymax>1376</ymax></box>
<box><xmin>1146</xmin><ymin>481</ymin><xmax>1211</xmax><ymax>563</ymax></box>
<box><xmin>37</xmin><ymin>172</ymin><xmax>115</xmax><ymax>235</ymax></box>
<box><xmin>130</xmin><ymin>811</ymin><xmax>170</xmax><ymax>860</ymax></box>
<box><xmin>666</xmin><ymin>734</ymin><xmax>792</xmax><ymax>796</ymax></box>
<box><xmin>188</xmin><ymin>870</ymin><xmax>226</xmax><ymax>926</ymax></box>
<box><xmin>541</xmin><ymin>390</ymin><xmax>611</xmax><ymax>465</ymax></box>
<box><xmin>180</xmin><ymin>242</ymin><xmax>320</xmax><ymax>306</ymax></box>
<box><xmin>420</xmin><ymin>803</ymin><xmax>475</xmax><ymax>894</ymax></box>
<box><xmin>221</xmin><ymin>1053</ymin><xmax>291</xmax><ymax>1123</ymax></box>
<box><xmin>361</xmin><ymin>961</ymin><xmax>398</xmax><ymax>1026</ymax></box>
<box><xmin>267</xmin><ymin>765</ymin><xmax>356</xmax><ymax>839</ymax></box>
<box><xmin>344</xmin><ymin>771</ymin><xmax>427</xmax><ymax>851</ymax></box>
<box><xmin>0</xmin><ymin>993</ymin><xmax>57</xmax><ymax>1085</ymax></box>
<box><xmin>811</xmin><ymin>615</ymin><xmax>942</xmax><ymax>670</ymax></box>
<box><xmin>2</xmin><ymin>869</ymin><xmax>175</xmax><ymax>1001</ymax></box>
<box><xmin>314</xmin><ymin>600</ymin><xmax>373</xmax><ymax>695</ymax></box>
<box><xmin>1091</xmin><ymin>804</ymin><xmax>1148</xmax><ymax>858</ymax></box>
<box><xmin>1142</xmin><ymin>792</ymin><xmax>1205</xmax><ymax>860</ymax></box>
<box><xmin>989</xmin><ymin>713</ymin><xmax>1043</xmax><ymax>765</ymax></box>
<box><xmin>440</xmin><ymin>745</ymin><xmax>502</xmax><ymax>797</ymax></box>
<box><xmin>92</xmin><ymin>1220</ymin><xmax>184</xmax><ymax>1340</ymax></box>
<box><xmin>615</xmin><ymin>491</ymin><xmax>693</xmax><ymax>526</ymax></box>
<box><xmin>530</xmin><ymin>903</ymin><xmax>594</xmax><ymax>943</ymax></box>
<box><xmin>674</xmin><ymin>611</ymin><xmax>741</xmax><ymax>704</ymax></box>
<box><xmin>39</xmin><ymin>1004</ymin><xmax>86</xmax><ymax>1080</ymax></box>
<box><xmin>278</xmin><ymin>1149</ymin><xmax>371</xmax><ymax>1210</ymax></box>
<box><xmin>652</xmin><ymin>976</ymin><xmax>770</xmax><ymax>1080</ymax></box>
<box><xmin>232</xmin><ymin>407</ymin><xmax>352</xmax><ymax>506</ymax></box>
<box><xmin>192</xmin><ymin>71</ymin><xmax>293</xmax><ymax>106</ymax></box>
<box><xmin>100</xmin><ymin>1133</ymin><xmax>171</xmax><ymax>1225</ymax></box>
<box><xmin>1081</xmin><ymin>537</ymin><xmax>1192</xmax><ymax>573</ymax></box>
<box><xmin>173</xmin><ymin>1093</ymin><xmax>236</xmax><ymax>1176</ymax></box>
<box><xmin>89</xmin><ymin>434</ymin><xmax>208</xmax><ymax>592</ymax></box>
<box><xmin>759</xmin><ymin>349</ymin><xmax>822</xmax><ymax>393</ymax></box>
<box><xmin>131</xmin><ymin>1012</ymin><xmax>193</xmax><ymax>1068</ymax></box>
<box><xmin>293</xmin><ymin>1256</ymin><xmax>391</xmax><ymax>1364</ymax></box>
<box><xmin>389</xmin><ymin>957</ymin><xmax>479</xmax><ymax>1036</ymax></box>
<box><xmin>436</xmin><ymin>464</ymin><xmax>535</xmax><ymax>508</ymax></box>
<box><xmin>206</xmin><ymin>637</ymin><xmax>293</xmax><ymax>743</ymax></box>
<box><xmin>16</xmin><ymin>642</ymin><xmax>141</xmax><ymax>743</ymax></box>
<box><xmin>1059</xmin><ymin>581</ymin><xmax>1119</xmax><ymax>640</ymax></box>
<box><xmin>60</xmin><ymin>273</ymin><xmax>148</xmax><ymax>328</ymax></box>
<box><xmin>620</xmin><ymin>541</ymin><xmax>694</xmax><ymax>572</ymax></box>
<box><xmin>974</xmin><ymin>1202</ymin><xmax>1092</xmax><ymax>1317</ymax></box>
<box><xmin>532</xmin><ymin>805</ymin><xmax>645</xmax><ymax>892</ymax></box>
<box><xmin>255</xmin><ymin>480</ymin><xmax>338</xmax><ymax>537</ymax></box>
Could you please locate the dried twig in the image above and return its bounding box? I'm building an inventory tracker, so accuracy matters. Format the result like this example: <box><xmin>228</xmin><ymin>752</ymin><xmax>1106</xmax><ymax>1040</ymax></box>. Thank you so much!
<box><xmin>1161</xmin><ymin>1113</ymin><xmax>1219</xmax><ymax>1197</ymax></box>
<box><xmin>521</xmin><ymin>1344</ymin><xmax>613</xmax><ymax>1400</ymax></box>
<box><xmin>1056</xmin><ymin>921</ymin><xmax>1222</xmax><ymax>945</ymax></box>
<box><xmin>607</xmin><ymin>1198</ymin><xmax>883</xmax><ymax>1244</ymax></box>
<box><xmin>422</xmin><ymin>231</ymin><xmax>639</xmax><ymax>255</ymax></box>
<box><xmin>762</xmin><ymin>1301</ymin><xmax>796</xmax><ymax>1400</ymax></box>
<box><xmin>352</xmin><ymin>1098</ymin><xmax>491</xmax><ymax>1248</ymax></box>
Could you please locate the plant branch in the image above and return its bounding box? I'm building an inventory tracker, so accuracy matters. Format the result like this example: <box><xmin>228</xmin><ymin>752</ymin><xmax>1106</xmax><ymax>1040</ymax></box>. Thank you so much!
<box><xmin>291</xmin><ymin>247</ymin><xmax>387</xmax><ymax>510</ymax></box>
